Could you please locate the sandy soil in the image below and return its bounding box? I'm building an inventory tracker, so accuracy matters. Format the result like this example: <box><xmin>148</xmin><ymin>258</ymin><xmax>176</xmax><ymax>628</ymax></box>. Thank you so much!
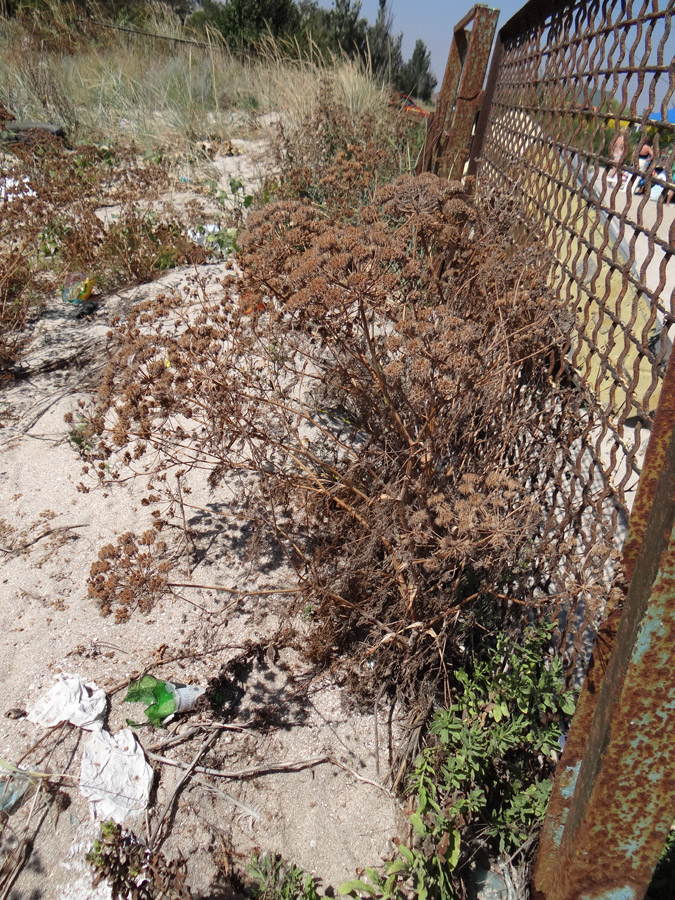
<box><xmin>0</xmin><ymin>149</ymin><xmax>406</xmax><ymax>899</ymax></box>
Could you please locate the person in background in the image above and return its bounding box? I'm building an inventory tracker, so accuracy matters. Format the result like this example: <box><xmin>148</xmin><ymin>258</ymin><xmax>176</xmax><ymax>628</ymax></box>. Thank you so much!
<box><xmin>637</xmin><ymin>136</ymin><xmax>654</xmax><ymax>172</ymax></box>
<box><xmin>666</xmin><ymin>161</ymin><xmax>675</xmax><ymax>204</ymax></box>
<box><xmin>608</xmin><ymin>129</ymin><xmax>628</xmax><ymax>180</ymax></box>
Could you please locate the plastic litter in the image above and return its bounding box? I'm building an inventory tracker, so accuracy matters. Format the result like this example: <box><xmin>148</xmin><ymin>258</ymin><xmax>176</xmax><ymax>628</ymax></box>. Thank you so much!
<box><xmin>187</xmin><ymin>223</ymin><xmax>238</xmax><ymax>256</ymax></box>
<box><xmin>650</xmin><ymin>181</ymin><xmax>666</xmax><ymax>202</ymax></box>
<box><xmin>80</xmin><ymin>728</ymin><xmax>154</xmax><ymax>823</ymax></box>
<box><xmin>24</xmin><ymin>674</ymin><xmax>156</xmax><ymax>823</ymax></box>
<box><xmin>27</xmin><ymin>673</ymin><xmax>107</xmax><ymax>731</ymax></box>
<box><xmin>474</xmin><ymin>869</ymin><xmax>509</xmax><ymax>900</ymax></box>
<box><xmin>187</xmin><ymin>223</ymin><xmax>221</xmax><ymax>247</ymax></box>
<box><xmin>124</xmin><ymin>675</ymin><xmax>206</xmax><ymax>727</ymax></box>
<box><xmin>62</xmin><ymin>272</ymin><xmax>94</xmax><ymax>304</ymax></box>
<box><xmin>0</xmin><ymin>771</ymin><xmax>34</xmax><ymax>814</ymax></box>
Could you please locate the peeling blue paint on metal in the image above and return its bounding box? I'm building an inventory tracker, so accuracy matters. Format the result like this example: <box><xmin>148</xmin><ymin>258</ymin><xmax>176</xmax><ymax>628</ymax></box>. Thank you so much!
<box><xmin>560</xmin><ymin>762</ymin><xmax>581</xmax><ymax>800</ymax></box>
<box><xmin>632</xmin><ymin>602</ymin><xmax>666</xmax><ymax>666</ymax></box>
<box><xmin>552</xmin><ymin>806</ymin><xmax>569</xmax><ymax>849</ymax></box>
<box><xmin>617</xmin><ymin>834</ymin><xmax>641</xmax><ymax>857</ymax></box>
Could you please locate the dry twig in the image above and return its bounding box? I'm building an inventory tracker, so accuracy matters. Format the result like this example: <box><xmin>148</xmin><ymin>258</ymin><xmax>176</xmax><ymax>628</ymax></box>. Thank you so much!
<box><xmin>150</xmin><ymin>730</ymin><xmax>219</xmax><ymax>847</ymax></box>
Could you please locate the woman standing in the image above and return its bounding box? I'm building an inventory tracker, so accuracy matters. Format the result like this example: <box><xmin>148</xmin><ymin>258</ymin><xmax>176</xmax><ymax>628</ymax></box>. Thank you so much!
<box><xmin>608</xmin><ymin>129</ymin><xmax>628</xmax><ymax>179</ymax></box>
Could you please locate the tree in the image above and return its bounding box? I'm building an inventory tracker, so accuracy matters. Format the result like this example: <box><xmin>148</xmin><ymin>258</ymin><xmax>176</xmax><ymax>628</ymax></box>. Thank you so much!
<box><xmin>294</xmin><ymin>0</ymin><xmax>334</xmax><ymax>55</ymax></box>
<box><xmin>160</xmin><ymin>0</ymin><xmax>195</xmax><ymax>19</ymax></box>
<box><xmin>191</xmin><ymin>0</ymin><xmax>300</xmax><ymax>48</ymax></box>
<box><xmin>328</xmin><ymin>0</ymin><xmax>367</xmax><ymax>58</ymax></box>
<box><xmin>366</xmin><ymin>0</ymin><xmax>402</xmax><ymax>82</ymax></box>
<box><xmin>397</xmin><ymin>38</ymin><xmax>437</xmax><ymax>102</ymax></box>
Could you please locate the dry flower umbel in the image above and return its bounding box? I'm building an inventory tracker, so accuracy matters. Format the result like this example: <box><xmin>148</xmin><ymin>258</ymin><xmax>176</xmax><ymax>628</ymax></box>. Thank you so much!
<box><xmin>88</xmin><ymin>172</ymin><xmax>580</xmax><ymax>706</ymax></box>
<box><xmin>87</xmin><ymin>530</ymin><xmax>170</xmax><ymax>622</ymax></box>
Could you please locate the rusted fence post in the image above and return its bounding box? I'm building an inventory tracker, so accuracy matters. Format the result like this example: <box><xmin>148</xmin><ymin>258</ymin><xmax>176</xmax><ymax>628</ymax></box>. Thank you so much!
<box><xmin>417</xmin><ymin>4</ymin><xmax>498</xmax><ymax>180</ymax></box>
<box><xmin>464</xmin><ymin>0</ymin><xmax>675</xmax><ymax>891</ymax></box>
<box><xmin>533</xmin><ymin>348</ymin><xmax>675</xmax><ymax>899</ymax></box>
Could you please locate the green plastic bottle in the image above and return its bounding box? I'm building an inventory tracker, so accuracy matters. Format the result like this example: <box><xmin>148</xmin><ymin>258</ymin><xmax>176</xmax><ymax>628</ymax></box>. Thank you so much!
<box><xmin>124</xmin><ymin>675</ymin><xmax>205</xmax><ymax>727</ymax></box>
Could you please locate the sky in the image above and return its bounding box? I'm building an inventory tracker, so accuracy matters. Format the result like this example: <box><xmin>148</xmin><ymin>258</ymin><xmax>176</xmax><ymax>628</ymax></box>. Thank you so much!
<box><xmin>315</xmin><ymin>1</ymin><xmax>675</xmax><ymax>114</ymax></box>
<box><xmin>316</xmin><ymin>1</ymin><xmax>527</xmax><ymax>85</ymax></box>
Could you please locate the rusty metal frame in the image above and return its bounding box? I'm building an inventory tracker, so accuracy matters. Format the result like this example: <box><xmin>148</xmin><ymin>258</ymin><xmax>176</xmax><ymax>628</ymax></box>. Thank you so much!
<box><xmin>417</xmin><ymin>4</ymin><xmax>498</xmax><ymax>179</ymax></box>
<box><xmin>534</xmin><ymin>347</ymin><xmax>675</xmax><ymax>900</ymax></box>
<box><xmin>467</xmin><ymin>0</ymin><xmax>675</xmax><ymax>894</ymax></box>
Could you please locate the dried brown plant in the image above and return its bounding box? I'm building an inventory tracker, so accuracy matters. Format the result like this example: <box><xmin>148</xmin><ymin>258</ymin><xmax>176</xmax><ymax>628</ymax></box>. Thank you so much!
<box><xmin>266</xmin><ymin>78</ymin><xmax>426</xmax><ymax>220</ymax></box>
<box><xmin>87</xmin><ymin>530</ymin><xmax>171</xmax><ymax>622</ymax></box>
<box><xmin>88</xmin><ymin>170</ymin><xmax>580</xmax><ymax>705</ymax></box>
<box><xmin>0</xmin><ymin>134</ymin><xmax>203</xmax><ymax>376</ymax></box>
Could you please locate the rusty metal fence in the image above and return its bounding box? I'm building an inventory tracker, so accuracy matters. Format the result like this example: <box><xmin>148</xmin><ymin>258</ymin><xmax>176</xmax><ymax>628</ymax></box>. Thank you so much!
<box><xmin>473</xmin><ymin>0</ymin><xmax>675</xmax><ymax>585</ymax></box>
<box><xmin>477</xmin><ymin>0</ymin><xmax>675</xmax><ymax>477</ymax></box>
<box><xmin>425</xmin><ymin>2</ymin><xmax>675</xmax><ymax>649</ymax></box>
<box><xmin>424</xmin><ymin>1</ymin><xmax>675</xmax><ymax>896</ymax></box>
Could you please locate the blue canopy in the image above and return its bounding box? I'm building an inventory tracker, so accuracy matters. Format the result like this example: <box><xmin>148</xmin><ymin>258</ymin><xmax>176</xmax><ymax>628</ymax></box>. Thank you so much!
<box><xmin>647</xmin><ymin>109</ymin><xmax>675</xmax><ymax>124</ymax></box>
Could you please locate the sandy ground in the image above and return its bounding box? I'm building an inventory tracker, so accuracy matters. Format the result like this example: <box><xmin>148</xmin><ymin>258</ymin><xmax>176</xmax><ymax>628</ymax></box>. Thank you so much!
<box><xmin>0</xmin><ymin>152</ymin><xmax>406</xmax><ymax>898</ymax></box>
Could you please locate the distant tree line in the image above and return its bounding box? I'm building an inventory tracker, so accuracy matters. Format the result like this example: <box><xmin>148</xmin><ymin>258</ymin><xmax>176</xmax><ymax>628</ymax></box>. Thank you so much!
<box><xmin>4</xmin><ymin>0</ymin><xmax>437</xmax><ymax>100</ymax></box>
<box><xmin>189</xmin><ymin>0</ymin><xmax>437</xmax><ymax>101</ymax></box>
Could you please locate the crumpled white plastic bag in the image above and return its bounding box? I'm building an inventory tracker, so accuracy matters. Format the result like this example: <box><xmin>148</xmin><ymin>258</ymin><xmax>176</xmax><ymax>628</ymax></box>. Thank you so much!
<box><xmin>26</xmin><ymin>674</ymin><xmax>154</xmax><ymax>823</ymax></box>
<box><xmin>80</xmin><ymin>728</ymin><xmax>154</xmax><ymax>823</ymax></box>
<box><xmin>27</xmin><ymin>674</ymin><xmax>107</xmax><ymax>731</ymax></box>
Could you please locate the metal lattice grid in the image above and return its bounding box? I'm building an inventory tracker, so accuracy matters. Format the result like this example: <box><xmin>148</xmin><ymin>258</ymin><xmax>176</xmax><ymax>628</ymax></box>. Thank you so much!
<box><xmin>474</xmin><ymin>0</ymin><xmax>675</xmax><ymax>645</ymax></box>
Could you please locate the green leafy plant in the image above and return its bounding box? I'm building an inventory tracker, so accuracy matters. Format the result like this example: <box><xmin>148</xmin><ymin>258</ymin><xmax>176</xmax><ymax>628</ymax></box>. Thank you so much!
<box><xmin>65</xmin><ymin>411</ymin><xmax>95</xmax><ymax>455</ymax></box>
<box><xmin>339</xmin><ymin>831</ymin><xmax>460</xmax><ymax>900</ymax></box>
<box><xmin>189</xmin><ymin>223</ymin><xmax>240</xmax><ymax>257</ymax></box>
<box><xmin>206</xmin><ymin>176</ymin><xmax>254</xmax><ymax>226</ymax></box>
<box><xmin>410</xmin><ymin>622</ymin><xmax>576</xmax><ymax>856</ymax></box>
<box><xmin>87</xmin><ymin>819</ymin><xmax>192</xmax><ymax>900</ymax></box>
<box><xmin>229</xmin><ymin>176</ymin><xmax>255</xmax><ymax>210</ymax></box>
<box><xmin>337</xmin><ymin>626</ymin><xmax>573</xmax><ymax>900</ymax></box>
<box><xmin>248</xmin><ymin>852</ymin><xmax>320</xmax><ymax>900</ymax></box>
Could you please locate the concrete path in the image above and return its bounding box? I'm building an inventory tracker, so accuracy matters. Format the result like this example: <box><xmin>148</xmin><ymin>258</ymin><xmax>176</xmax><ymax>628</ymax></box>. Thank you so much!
<box><xmin>596</xmin><ymin>174</ymin><xmax>675</xmax><ymax>319</ymax></box>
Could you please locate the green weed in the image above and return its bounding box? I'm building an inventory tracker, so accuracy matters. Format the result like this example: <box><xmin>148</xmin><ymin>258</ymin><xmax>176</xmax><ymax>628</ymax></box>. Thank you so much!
<box><xmin>87</xmin><ymin>819</ymin><xmax>192</xmax><ymax>900</ymax></box>
<box><xmin>410</xmin><ymin>622</ymin><xmax>575</xmax><ymax>856</ymax></box>
<box><xmin>66</xmin><ymin>412</ymin><xmax>94</xmax><ymax>455</ymax></box>
<box><xmin>248</xmin><ymin>852</ymin><xmax>320</xmax><ymax>900</ymax></box>
<box><xmin>339</xmin><ymin>835</ymin><xmax>460</xmax><ymax>900</ymax></box>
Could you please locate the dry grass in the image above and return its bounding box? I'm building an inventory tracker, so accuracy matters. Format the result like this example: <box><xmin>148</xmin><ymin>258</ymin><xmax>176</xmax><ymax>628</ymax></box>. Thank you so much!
<box><xmin>0</xmin><ymin>1</ymin><xmax>393</xmax><ymax>151</ymax></box>
<box><xmin>0</xmin><ymin>2</ymin><xmax>414</xmax><ymax>375</ymax></box>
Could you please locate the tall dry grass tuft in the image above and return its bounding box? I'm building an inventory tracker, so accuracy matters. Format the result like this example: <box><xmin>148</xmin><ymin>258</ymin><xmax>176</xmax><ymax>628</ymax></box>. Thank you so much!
<box><xmin>252</xmin><ymin>33</ymin><xmax>391</xmax><ymax>129</ymax></box>
<box><xmin>0</xmin><ymin>2</ymin><xmax>394</xmax><ymax>150</ymax></box>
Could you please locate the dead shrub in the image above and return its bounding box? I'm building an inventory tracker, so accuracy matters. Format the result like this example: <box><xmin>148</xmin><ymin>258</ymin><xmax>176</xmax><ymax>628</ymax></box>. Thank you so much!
<box><xmin>88</xmin><ymin>172</ymin><xmax>579</xmax><ymax>706</ymax></box>
<box><xmin>0</xmin><ymin>241</ymin><xmax>35</xmax><ymax>377</ymax></box>
<box><xmin>267</xmin><ymin>78</ymin><xmax>426</xmax><ymax>218</ymax></box>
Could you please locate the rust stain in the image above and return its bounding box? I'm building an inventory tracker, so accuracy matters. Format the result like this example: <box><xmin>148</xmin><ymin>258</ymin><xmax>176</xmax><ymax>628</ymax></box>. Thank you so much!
<box><xmin>557</xmin><ymin>527</ymin><xmax>675</xmax><ymax>898</ymax></box>
<box><xmin>622</xmin><ymin>349</ymin><xmax>675</xmax><ymax>583</ymax></box>
<box><xmin>537</xmin><ymin>350</ymin><xmax>675</xmax><ymax>896</ymax></box>
<box><xmin>536</xmin><ymin>522</ymin><xmax>675</xmax><ymax>899</ymax></box>
<box><xmin>418</xmin><ymin>5</ymin><xmax>498</xmax><ymax>178</ymax></box>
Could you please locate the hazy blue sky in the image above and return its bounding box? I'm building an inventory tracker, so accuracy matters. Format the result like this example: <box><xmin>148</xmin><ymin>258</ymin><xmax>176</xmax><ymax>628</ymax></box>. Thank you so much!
<box><xmin>317</xmin><ymin>2</ymin><xmax>527</xmax><ymax>83</ymax></box>
<box><xmin>316</xmin><ymin>2</ymin><xmax>674</xmax><ymax>114</ymax></box>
